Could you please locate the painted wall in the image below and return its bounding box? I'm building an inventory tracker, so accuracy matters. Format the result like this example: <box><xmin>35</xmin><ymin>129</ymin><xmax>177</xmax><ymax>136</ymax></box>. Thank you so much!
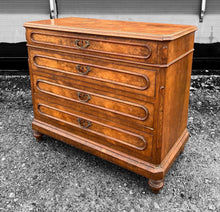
<box><xmin>0</xmin><ymin>0</ymin><xmax>220</xmax><ymax>43</ymax></box>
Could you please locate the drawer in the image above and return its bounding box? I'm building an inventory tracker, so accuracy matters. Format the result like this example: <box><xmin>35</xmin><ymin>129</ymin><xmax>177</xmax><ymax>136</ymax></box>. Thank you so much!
<box><xmin>29</xmin><ymin>48</ymin><xmax>156</xmax><ymax>99</ymax></box>
<box><xmin>26</xmin><ymin>28</ymin><xmax>158</xmax><ymax>64</ymax></box>
<box><xmin>33</xmin><ymin>74</ymin><xmax>154</xmax><ymax>130</ymax></box>
<box><xmin>34</xmin><ymin>97</ymin><xmax>153</xmax><ymax>162</ymax></box>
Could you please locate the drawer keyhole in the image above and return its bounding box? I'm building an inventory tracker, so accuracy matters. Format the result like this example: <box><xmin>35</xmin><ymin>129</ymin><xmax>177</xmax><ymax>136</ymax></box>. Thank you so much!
<box><xmin>77</xmin><ymin>92</ymin><xmax>91</xmax><ymax>102</ymax></box>
<box><xmin>75</xmin><ymin>39</ymin><xmax>90</xmax><ymax>49</ymax></box>
<box><xmin>77</xmin><ymin>118</ymin><xmax>92</xmax><ymax>129</ymax></box>
<box><xmin>76</xmin><ymin>64</ymin><xmax>91</xmax><ymax>75</ymax></box>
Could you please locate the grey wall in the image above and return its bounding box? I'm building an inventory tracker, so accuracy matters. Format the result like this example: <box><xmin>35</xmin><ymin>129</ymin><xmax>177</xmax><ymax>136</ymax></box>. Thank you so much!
<box><xmin>57</xmin><ymin>0</ymin><xmax>201</xmax><ymax>14</ymax></box>
<box><xmin>2</xmin><ymin>0</ymin><xmax>217</xmax><ymax>15</ymax></box>
<box><xmin>0</xmin><ymin>0</ymin><xmax>49</xmax><ymax>14</ymax></box>
<box><xmin>0</xmin><ymin>0</ymin><xmax>220</xmax><ymax>43</ymax></box>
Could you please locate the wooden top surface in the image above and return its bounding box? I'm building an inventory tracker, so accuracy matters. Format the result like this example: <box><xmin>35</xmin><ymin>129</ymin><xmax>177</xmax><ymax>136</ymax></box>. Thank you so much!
<box><xmin>24</xmin><ymin>17</ymin><xmax>197</xmax><ymax>41</ymax></box>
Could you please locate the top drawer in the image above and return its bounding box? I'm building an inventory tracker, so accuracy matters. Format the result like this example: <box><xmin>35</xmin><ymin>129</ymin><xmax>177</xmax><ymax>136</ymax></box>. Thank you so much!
<box><xmin>26</xmin><ymin>29</ymin><xmax>158</xmax><ymax>64</ymax></box>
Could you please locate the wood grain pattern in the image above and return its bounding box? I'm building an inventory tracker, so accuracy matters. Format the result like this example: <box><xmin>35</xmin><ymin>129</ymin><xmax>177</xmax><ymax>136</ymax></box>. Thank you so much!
<box><xmin>33</xmin><ymin>74</ymin><xmax>155</xmax><ymax>129</ymax></box>
<box><xmin>26</xmin><ymin>28</ymin><xmax>158</xmax><ymax>64</ymax></box>
<box><xmin>34</xmin><ymin>98</ymin><xmax>153</xmax><ymax>161</ymax></box>
<box><xmin>28</xmin><ymin>47</ymin><xmax>157</xmax><ymax>100</ymax></box>
<box><xmin>161</xmin><ymin>53</ymin><xmax>193</xmax><ymax>160</ymax></box>
<box><xmin>24</xmin><ymin>17</ymin><xmax>196</xmax><ymax>193</ymax></box>
<box><xmin>38</xmin><ymin>104</ymin><xmax>148</xmax><ymax>151</ymax></box>
<box><xmin>33</xmin><ymin>54</ymin><xmax>151</xmax><ymax>91</ymax></box>
<box><xmin>24</xmin><ymin>17</ymin><xmax>197</xmax><ymax>41</ymax></box>
<box><xmin>31</xmin><ymin>31</ymin><xmax>152</xmax><ymax>59</ymax></box>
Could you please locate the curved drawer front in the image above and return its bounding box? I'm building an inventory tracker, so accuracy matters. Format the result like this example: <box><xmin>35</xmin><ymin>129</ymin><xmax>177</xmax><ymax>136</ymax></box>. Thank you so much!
<box><xmin>34</xmin><ymin>98</ymin><xmax>153</xmax><ymax>161</ymax></box>
<box><xmin>33</xmin><ymin>75</ymin><xmax>154</xmax><ymax>129</ymax></box>
<box><xmin>30</xmin><ymin>48</ymin><xmax>156</xmax><ymax>98</ymax></box>
<box><xmin>28</xmin><ymin>29</ymin><xmax>157</xmax><ymax>64</ymax></box>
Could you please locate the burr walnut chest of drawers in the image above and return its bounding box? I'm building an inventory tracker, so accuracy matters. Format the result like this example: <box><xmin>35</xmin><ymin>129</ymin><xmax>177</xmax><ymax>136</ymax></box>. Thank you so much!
<box><xmin>24</xmin><ymin>17</ymin><xmax>197</xmax><ymax>193</ymax></box>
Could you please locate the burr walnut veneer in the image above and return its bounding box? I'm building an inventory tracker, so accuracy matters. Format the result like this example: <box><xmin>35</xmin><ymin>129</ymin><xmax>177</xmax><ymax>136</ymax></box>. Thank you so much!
<box><xmin>24</xmin><ymin>17</ymin><xmax>197</xmax><ymax>193</ymax></box>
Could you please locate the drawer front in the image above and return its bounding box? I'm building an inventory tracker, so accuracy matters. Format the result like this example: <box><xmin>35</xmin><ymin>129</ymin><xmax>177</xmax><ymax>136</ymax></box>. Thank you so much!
<box><xmin>29</xmin><ymin>48</ymin><xmax>156</xmax><ymax>99</ymax></box>
<box><xmin>34</xmin><ymin>97</ymin><xmax>153</xmax><ymax>161</ymax></box>
<box><xmin>27</xmin><ymin>29</ymin><xmax>158</xmax><ymax>64</ymax></box>
<box><xmin>33</xmin><ymin>74</ymin><xmax>154</xmax><ymax>130</ymax></box>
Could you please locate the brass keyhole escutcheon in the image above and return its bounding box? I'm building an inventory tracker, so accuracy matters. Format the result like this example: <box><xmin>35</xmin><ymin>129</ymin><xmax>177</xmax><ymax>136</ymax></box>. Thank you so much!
<box><xmin>77</xmin><ymin>92</ymin><xmax>91</xmax><ymax>102</ymax></box>
<box><xmin>75</xmin><ymin>39</ymin><xmax>90</xmax><ymax>49</ymax></box>
<box><xmin>76</xmin><ymin>64</ymin><xmax>91</xmax><ymax>75</ymax></box>
<box><xmin>77</xmin><ymin>118</ymin><xmax>92</xmax><ymax>129</ymax></box>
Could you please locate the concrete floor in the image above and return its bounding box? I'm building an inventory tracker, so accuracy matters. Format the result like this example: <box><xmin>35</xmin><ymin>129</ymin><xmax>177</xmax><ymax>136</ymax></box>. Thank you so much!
<box><xmin>0</xmin><ymin>74</ymin><xmax>219</xmax><ymax>211</ymax></box>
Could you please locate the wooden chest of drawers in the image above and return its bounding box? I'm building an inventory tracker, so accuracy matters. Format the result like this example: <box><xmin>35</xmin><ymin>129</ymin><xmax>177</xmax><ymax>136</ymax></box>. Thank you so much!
<box><xmin>24</xmin><ymin>17</ymin><xmax>197</xmax><ymax>193</ymax></box>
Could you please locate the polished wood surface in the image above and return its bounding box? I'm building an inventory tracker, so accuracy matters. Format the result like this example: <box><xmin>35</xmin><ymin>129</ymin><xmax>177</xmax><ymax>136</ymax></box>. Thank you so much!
<box><xmin>24</xmin><ymin>17</ymin><xmax>197</xmax><ymax>41</ymax></box>
<box><xmin>33</xmin><ymin>75</ymin><xmax>155</xmax><ymax>130</ymax></box>
<box><xmin>28</xmin><ymin>47</ymin><xmax>157</xmax><ymax>98</ymax></box>
<box><xmin>24</xmin><ymin>17</ymin><xmax>196</xmax><ymax>193</ymax></box>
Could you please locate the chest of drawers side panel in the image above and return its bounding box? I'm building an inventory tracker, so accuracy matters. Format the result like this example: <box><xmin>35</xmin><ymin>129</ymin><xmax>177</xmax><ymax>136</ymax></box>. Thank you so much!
<box><xmin>161</xmin><ymin>52</ymin><xmax>194</xmax><ymax>161</ymax></box>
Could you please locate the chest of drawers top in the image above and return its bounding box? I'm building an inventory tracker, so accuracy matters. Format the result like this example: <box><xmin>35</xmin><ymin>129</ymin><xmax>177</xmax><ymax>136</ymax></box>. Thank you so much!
<box><xmin>24</xmin><ymin>17</ymin><xmax>196</xmax><ymax>41</ymax></box>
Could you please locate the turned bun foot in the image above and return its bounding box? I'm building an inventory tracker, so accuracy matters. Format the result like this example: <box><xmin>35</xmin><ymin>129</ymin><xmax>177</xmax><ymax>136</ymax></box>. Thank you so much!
<box><xmin>33</xmin><ymin>130</ymin><xmax>43</xmax><ymax>141</ymax></box>
<box><xmin>148</xmin><ymin>179</ymin><xmax>164</xmax><ymax>193</ymax></box>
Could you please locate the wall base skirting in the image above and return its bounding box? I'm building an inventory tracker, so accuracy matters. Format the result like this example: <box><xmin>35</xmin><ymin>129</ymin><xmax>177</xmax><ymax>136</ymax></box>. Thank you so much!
<box><xmin>0</xmin><ymin>42</ymin><xmax>219</xmax><ymax>74</ymax></box>
<box><xmin>0</xmin><ymin>42</ymin><xmax>28</xmax><ymax>71</ymax></box>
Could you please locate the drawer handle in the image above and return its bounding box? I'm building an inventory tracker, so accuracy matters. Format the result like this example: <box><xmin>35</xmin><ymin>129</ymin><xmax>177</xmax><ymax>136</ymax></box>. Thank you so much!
<box><xmin>75</xmin><ymin>39</ymin><xmax>90</xmax><ymax>49</ymax></box>
<box><xmin>77</xmin><ymin>92</ymin><xmax>91</xmax><ymax>102</ymax></box>
<box><xmin>76</xmin><ymin>64</ymin><xmax>91</xmax><ymax>75</ymax></box>
<box><xmin>77</xmin><ymin>118</ymin><xmax>92</xmax><ymax>129</ymax></box>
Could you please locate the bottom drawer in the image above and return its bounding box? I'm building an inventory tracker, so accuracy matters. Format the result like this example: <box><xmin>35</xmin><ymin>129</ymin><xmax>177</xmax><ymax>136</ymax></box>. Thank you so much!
<box><xmin>34</xmin><ymin>97</ymin><xmax>153</xmax><ymax>162</ymax></box>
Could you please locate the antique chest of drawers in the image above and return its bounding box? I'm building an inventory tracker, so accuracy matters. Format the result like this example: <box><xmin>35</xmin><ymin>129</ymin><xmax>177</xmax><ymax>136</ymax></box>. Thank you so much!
<box><xmin>24</xmin><ymin>17</ymin><xmax>197</xmax><ymax>193</ymax></box>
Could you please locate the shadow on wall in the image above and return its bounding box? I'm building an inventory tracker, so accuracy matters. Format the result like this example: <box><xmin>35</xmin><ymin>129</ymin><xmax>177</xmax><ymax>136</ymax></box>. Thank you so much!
<box><xmin>0</xmin><ymin>42</ymin><xmax>219</xmax><ymax>73</ymax></box>
<box><xmin>0</xmin><ymin>42</ymin><xmax>28</xmax><ymax>71</ymax></box>
<box><xmin>193</xmin><ymin>43</ymin><xmax>220</xmax><ymax>70</ymax></box>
